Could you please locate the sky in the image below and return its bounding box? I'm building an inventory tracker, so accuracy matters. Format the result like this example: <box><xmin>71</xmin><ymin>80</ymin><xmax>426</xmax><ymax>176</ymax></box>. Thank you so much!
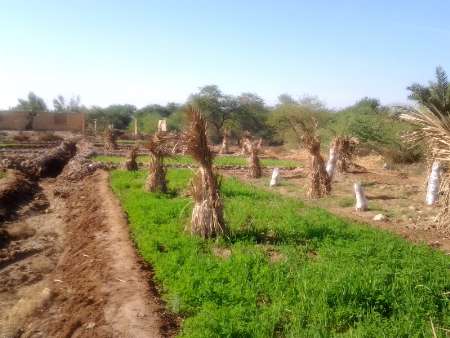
<box><xmin>1</xmin><ymin>0</ymin><xmax>450</xmax><ymax>110</ymax></box>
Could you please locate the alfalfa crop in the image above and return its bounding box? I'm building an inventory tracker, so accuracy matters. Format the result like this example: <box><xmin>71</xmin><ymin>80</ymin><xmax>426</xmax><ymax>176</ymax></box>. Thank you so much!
<box><xmin>183</xmin><ymin>106</ymin><xmax>227</xmax><ymax>238</ymax></box>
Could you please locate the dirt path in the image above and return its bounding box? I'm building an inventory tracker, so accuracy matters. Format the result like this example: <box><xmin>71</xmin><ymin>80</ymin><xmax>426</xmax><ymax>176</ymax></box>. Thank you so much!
<box><xmin>0</xmin><ymin>171</ymin><xmax>176</xmax><ymax>338</ymax></box>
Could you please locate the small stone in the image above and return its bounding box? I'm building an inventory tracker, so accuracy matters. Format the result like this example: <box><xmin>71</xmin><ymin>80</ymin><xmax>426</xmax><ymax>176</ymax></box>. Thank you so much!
<box><xmin>373</xmin><ymin>214</ymin><xmax>386</xmax><ymax>221</ymax></box>
<box><xmin>85</xmin><ymin>322</ymin><xmax>96</xmax><ymax>329</ymax></box>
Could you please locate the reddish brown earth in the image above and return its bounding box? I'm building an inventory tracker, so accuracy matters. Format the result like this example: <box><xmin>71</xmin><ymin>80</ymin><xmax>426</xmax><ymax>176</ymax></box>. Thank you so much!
<box><xmin>0</xmin><ymin>170</ymin><xmax>177</xmax><ymax>338</ymax></box>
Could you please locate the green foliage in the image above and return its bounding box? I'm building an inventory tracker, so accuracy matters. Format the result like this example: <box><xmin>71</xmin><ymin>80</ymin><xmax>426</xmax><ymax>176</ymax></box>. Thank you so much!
<box><xmin>53</xmin><ymin>95</ymin><xmax>84</xmax><ymax>113</ymax></box>
<box><xmin>13</xmin><ymin>92</ymin><xmax>48</xmax><ymax>130</ymax></box>
<box><xmin>87</xmin><ymin>104</ymin><xmax>136</xmax><ymax>130</ymax></box>
<box><xmin>14</xmin><ymin>92</ymin><xmax>47</xmax><ymax>112</ymax></box>
<box><xmin>328</xmin><ymin>98</ymin><xmax>422</xmax><ymax>162</ymax></box>
<box><xmin>189</xmin><ymin>86</ymin><xmax>273</xmax><ymax>143</ymax></box>
<box><xmin>408</xmin><ymin>66</ymin><xmax>450</xmax><ymax>115</ymax></box>
<box><xmin>111</xmin><ymin>169</ymin><xmax>449</xmax><ymax>337</ymax></box>
<box><xmin>269</xmin><ymin>96</ymin><xmax>332</xmax><ymax>147</ymax></box>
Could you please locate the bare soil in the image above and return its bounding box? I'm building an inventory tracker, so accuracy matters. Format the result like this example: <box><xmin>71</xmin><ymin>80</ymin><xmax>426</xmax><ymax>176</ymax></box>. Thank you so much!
<box><xmin>0</xmin><ymin>170</ymin><xmax>177</xmax><ymax>338</ymax></box>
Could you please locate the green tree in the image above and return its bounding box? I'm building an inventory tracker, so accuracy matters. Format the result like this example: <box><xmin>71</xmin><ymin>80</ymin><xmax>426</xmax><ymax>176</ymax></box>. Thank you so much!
<box><xmin>269</xmin><ymin>96</ymin><xmax>331</xmax><ymax>146</ymax></box>
<box><xmin>53</xmin><ymin>95</ymin><xmax>84</xmax><ymax>113</ymax></box>
<box><xmin>407</xmin><ymin>66</ymin><xmax>450</xmax><ymax>115</ymax></box>
<box><xmin>14</xmin><ymin>92</ymin><xmax>48</xmax><ymax>130</ymax></box>
<box><xmin>87</xmin><ymin>104</ymin><xmax>136</xmax><ymax>130</ymax></box>
<box><xmin>189</xmin><ymin>85</ymin><xmax>234</xmax><ymax>142</ymax></box>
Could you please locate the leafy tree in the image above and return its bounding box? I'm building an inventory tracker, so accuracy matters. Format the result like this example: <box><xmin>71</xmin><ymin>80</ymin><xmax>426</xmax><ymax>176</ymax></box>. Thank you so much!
<box><xmin>14</xmin><ymin>92</ymin><xmax>48</xmax><ymax>130</ymax></box>
<box><xmin>232</xmin><ymin>93</ymin><xmax>271</xmax><ymax>139</ymax></box>
<box><xmin>53</xmin><ymin>95</ymin><xmax>84</xmax><ymax>113</ymax></box>
<box><xmin>407</xmin><ymin>66</ymin><xmax>450</xmax><ymax>115</ymax></box>
<box><xmin>15</xmin><ymin>92</ymin><xmax>47</xmax><ymax>112</ymax></box>
<box><xmin>87</xmin><ymin>104</ymin><xmax>136</xmax><ymax>130</ymax></box>
<box><xmin>269</xmin><ymin>96</ymin><xmax>331</xmax><ymax>146</ymax></box>
<box><xmin>189</xmin><ymin>85</ymin><xmax>234</xmax><ymax>142</ymax></box>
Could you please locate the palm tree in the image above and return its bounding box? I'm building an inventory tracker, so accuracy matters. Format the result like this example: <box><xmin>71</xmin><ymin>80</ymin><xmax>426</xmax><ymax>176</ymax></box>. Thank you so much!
<box><xmin>407</xmin><ymin>66</ymin><xmax>450</xmax><ymax>116</ymax></box>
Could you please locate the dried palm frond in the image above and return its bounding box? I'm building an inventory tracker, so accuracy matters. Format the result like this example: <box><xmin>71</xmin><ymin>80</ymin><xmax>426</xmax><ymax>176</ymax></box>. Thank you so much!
<box><xmin>145</xmin><ymin>131</ymin><xmax>177</xmax><ymax>193</ymax></box>
<box><xmin>400</xmin><ymin>106</ymin><xmax>450</xmax><ymax>229</ymax></box>
<box><xmin>124</xmin><ymin>146</ymin><xmax>139</xmax><ymax>171</ymax></box>
<box><xmin>289</xmin><ymin>118</ymin><xmax>331</xmax><ymax>198</ymax></box>
<box><xmin>104</xmin><ymin>127</ymin><xmax>118</xmax><ymax>151</ymax></box>
<box><xmin>219</xmin><ymin>128</ymin><xmax>231</xmax><ymax>154</ymax></box>
<box><xmin>337</xmin><ymin>136</ymin><xmax>359</xmax><ymax>173</ymax></box>
<box><xmin>247</xmin><ymin>138</ymin><xmax>262</xmax><ymax>178</ymax></box>
<box><xmin>183</xmin><ymin>106</ymin><xmax>227</xmax><ymax>238</ymax></box>
<box><xmin>240</xmin><ymin>131</ymin><xmax>252</xmax><ymax>155</ymax></box>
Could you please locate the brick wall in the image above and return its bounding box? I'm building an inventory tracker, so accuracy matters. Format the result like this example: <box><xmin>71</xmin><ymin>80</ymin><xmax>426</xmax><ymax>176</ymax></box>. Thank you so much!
<box><xmin>0</xmin><ymin>111</ymin><xmax>84</xmax><ymax>132</ymax></box>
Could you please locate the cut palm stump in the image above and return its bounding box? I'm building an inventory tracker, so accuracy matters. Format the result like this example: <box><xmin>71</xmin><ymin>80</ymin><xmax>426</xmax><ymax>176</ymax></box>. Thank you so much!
<box><xmin>183</xmin><ymin>106</ymin><xmax>227</xmax><ymax>238</ymax></box>
<box><xmin>270</xmin><ymin>168</ymin><xmax>280</xmax><ymax>187</ymax></box>
<box><xmin>354</xmin><ymin>182</ymin><xmax>368</xmax><ymax>211</ymax></box>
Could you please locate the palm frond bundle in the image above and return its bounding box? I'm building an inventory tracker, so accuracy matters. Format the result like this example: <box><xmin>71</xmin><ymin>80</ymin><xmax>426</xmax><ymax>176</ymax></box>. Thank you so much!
<box><xmin>183</xmin><ymin>106</ymin><xmax>227</xmax><ymax>238</ymax></box>
<box><xmin>246</xmin><ymin>138</ymin><xmax>262</xmax><ymax>178</ymax></box>
<box><xmin>145</xmin><ymin>131</ymin><xmax>177</xmax><ymax>193</ymax></box>
<box><xmin>124</xmin><ymin>146</ymin><xmax>139</xmax><ymax>171</ymax></box>
<box><xmin>104</xmin><ymin>127</ymin><xmax>118</xmax><ymax>151</ymax></box>
<box><xmin>290</xmin><ymin>118</ymin><xmax>331</xmax><ymax>198</ymax></box>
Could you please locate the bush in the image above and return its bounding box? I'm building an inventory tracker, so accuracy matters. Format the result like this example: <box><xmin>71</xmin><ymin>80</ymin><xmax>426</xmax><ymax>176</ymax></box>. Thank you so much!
<box><xmin>327</xmin><ymin>98</ymin><xmax>423</xmax><ymax>164</ymax></box>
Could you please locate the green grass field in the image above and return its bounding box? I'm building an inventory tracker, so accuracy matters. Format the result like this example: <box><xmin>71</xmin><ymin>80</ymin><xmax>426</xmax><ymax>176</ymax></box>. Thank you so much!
<box><xmin>110</xmin><ymin>169</ymin><xmax>449</xmax><ymax>337</ymax></box>
<box><xmin>95</xmin><ymin>154</ymin><xmax>298</xmax><ymax>168</ymax></box>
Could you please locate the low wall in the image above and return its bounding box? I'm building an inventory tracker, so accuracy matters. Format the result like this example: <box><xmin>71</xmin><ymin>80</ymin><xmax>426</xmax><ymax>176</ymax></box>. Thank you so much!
<box><xmin>0</xmin><ymin>111</ymin><xmax>84</xmax><ymax>132</ymax></box>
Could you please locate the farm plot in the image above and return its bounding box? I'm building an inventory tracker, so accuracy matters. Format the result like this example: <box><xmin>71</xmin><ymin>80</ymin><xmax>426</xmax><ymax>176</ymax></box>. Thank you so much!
<box><xmin>111</xmin><ymin>168</ymin><xmax>450</xmax><ymax>337</ymax></box>
<box><xmin>94</xmin><ymin>154</ymin><xmax>299</xmax><ymax>168</ymax></box>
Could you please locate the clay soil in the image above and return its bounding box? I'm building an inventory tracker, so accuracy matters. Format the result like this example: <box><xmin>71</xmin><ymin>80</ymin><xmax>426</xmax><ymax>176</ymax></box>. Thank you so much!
<box><xmin>0</xmin><ymin>170</ymin><xmax>177</xmax><ymax>338</ymax></box>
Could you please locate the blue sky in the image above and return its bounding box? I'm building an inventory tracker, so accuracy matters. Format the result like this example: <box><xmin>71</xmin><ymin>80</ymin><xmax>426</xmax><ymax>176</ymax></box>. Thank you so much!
<box><xmin>1</xmin><ymin>0</ymin><xmax>449</xmax><ymax>110</ymax></box>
